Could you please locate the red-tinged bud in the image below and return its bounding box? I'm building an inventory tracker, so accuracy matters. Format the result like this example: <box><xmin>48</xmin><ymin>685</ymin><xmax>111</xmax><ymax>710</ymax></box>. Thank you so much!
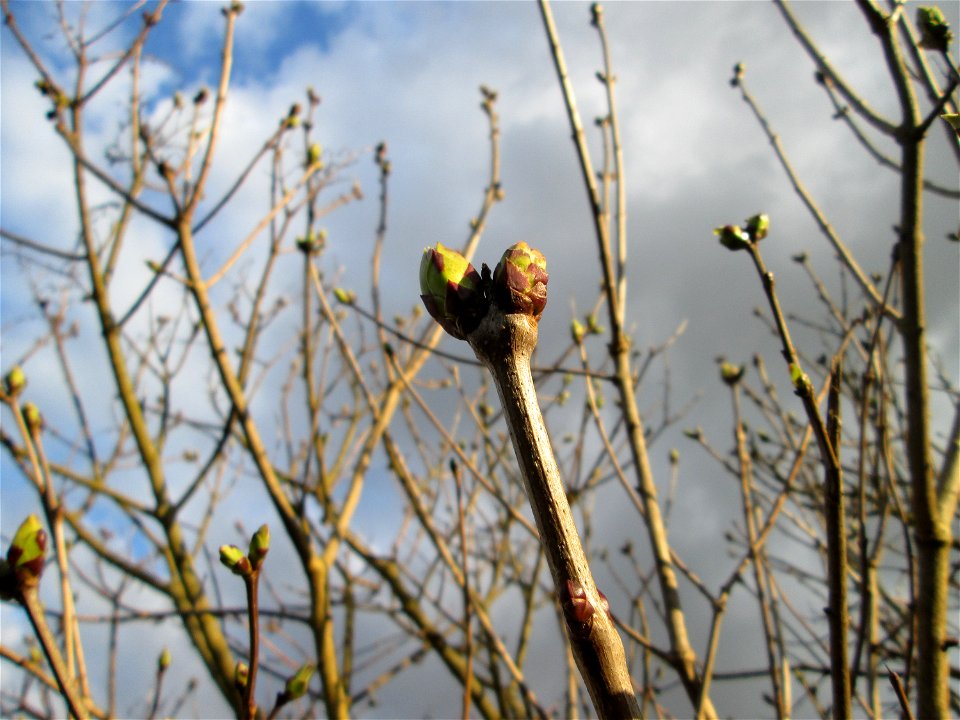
<box><xmin>248</xmin><ymin>524</ymin><xmax>270</xmax><ymax>568</ymax></box>
<box><xmin>714</xmin><ymin>225</ymin><xmax>750</xmax><ymax>251</ymax></box>
<box><xmin>234</xmin><ymin>661</ymin><xmax>249</xmax><ymax>691</ymax></box>
<box><xmin>7</xmin><ymin>515</ymin><xmax>47</xmax><ymax>589</ymax></box>
<box><xmin>492</xmin><ymin>242</ymin><xmax>548</xmax><ymax>319</ymax></box>
<box><xmin>419</xmin><ymin>243</ymin><xmax>486</xmax><ymax>340</ymax></box>
<box><xmin>219</xmin><ymin>545</ymin><xmax>252</xmax><ymax>577</ymax></box>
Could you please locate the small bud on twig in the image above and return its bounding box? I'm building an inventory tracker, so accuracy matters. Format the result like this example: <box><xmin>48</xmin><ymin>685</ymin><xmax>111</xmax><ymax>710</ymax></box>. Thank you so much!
<box><xmin>248</xmin><ymin>524</ymin><xmax>270</xmax><ymax>569</ymax></box>
<box><xmin>219</xmin><ymin>545</ymin><xmax>252</xmax><ymax>577</ymax></box>
<box><xmin>4</xmin><ymin>366</ymin><xmax>26</xmax><ymax>396</ymax></box>
<box><xmin>6</xmin><ymin>515</ymin><xmax>47</xmax><ymax>590</ymax></box>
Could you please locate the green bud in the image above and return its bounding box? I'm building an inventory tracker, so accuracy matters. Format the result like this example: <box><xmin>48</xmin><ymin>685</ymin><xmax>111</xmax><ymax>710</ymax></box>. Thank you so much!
<box><xmin>159</xmin><ymin>648</ymin><xmax>172</xmax><ymax>671</ymax></box>
<box><xmin>7</xmin><ymin>515</ymin><xmax>47</xmax><ymax>588</ymax></box>
<box><xmin>4</xmin><ymin>366</ymin><xmax>26</xmax><ymax>396</ymax></box>
<box><xmin>917</xmin><ymin>7</ymin><xmax>953</xmax><ymax>52</ymax></box>
<box><xmin>745</xmin><ymin>213</ymin><xmax>769</xmax><ymax>242</ymax></box>
<box><xmin>714</xmin><ymin>225</ymin><xmax>750</xmax><ymax>251</ymax></box>
<box><xmin>248</xmin><ymin>524</ymin><xmax>270</xmax><ymax>567</ymax></box>
<box><xmin>941</xmin><ymin>113</ymin><xmax>960</xmax><ymax>136</ymax></box>
<box><xmin>789</xmin><ymin>363</ymin><xmax>811</xmax><ymax>395</ymax></box>
<box><xmin>419</xmin><ymin>243</ymin><xmax>486</xmax><ymax>340</ymax></box>
<box><xmin>234</xmin><ymin>661</ymin><xmax>249</xmax><ymax>690</ymax></box>
<box><xmin>21</xmin><ymin>403</ymin><xmax>43</xmax><ymax>435</ymax></box>
<box><xmin>219</xmin><ymin>545</ymin><xmax>252</xmax><ymax>576</ymax></box>
<box><xmin>284</xmin><ymin>663</ymin><xmax>315</xmax><ymax>700</ymax></box>
<box><xmin>571</xmin><ymin>318</ymin><xmax>586</xmax><ymax>344</ymax></box>
<box><xmin>492</xmin><ymin>242</ymin><xmax>549</xmax><ymax>319</ymax></box>
<box><xmin>333</xmin><ymin>287</ymin><xmax>356</xmax><ymax>305</ymax></box>
<box><xmin>307</xmin><ymin>143</ymin><xmax>322</xmax><ymax>166</ymax></box>
<box><xmin>719</xmin><ymin>362</ymin><xmax>745</xmax><ymax>386</ymax></box>
<box><xmin>586</xmin><ymin>314</ymin><xmax>604</xmax><ymax>335</ymax></box>
<box><xmin>669</xmin><ymin>448</ymin><xmax>680</xmax><ymax>465</ymax></box>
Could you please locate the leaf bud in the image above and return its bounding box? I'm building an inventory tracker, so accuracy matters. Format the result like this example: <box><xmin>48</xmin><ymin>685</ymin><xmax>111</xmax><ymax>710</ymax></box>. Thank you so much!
<box><xmin>714</xmin><ymin>225</ymin><xmax>750</xmax><ymax>251</ymax></box>
<box><xmin>917</xmin><ymin>6</ymin><xmax>953</xmax><ymax>52</ymax></box>
<box><xmin>333</xmin><ymin>287</ymin><xmax>356</xmax><ymax>305</ymax></box>
<box><xmin>419</xmin><ymin>243</ymin><xmax>486</xmax><ymax>340</ymax></box>
<box><xmin>590</xmin><ymin>3</ymin><xmax>603</xmax><ymax>27</ymax></box>
<box><xmin>284</xmin><ymin>664</ymin><xmax>315</xmax><ymax>700</ymax></box>
<box><xmin>158</xmin><ymin>648</ymin><xmax>172</xmax><ymax>671</ymax></box>
<box><xmin>7</xmin><ymin>515</ymin><xmax>47</xmax><ymax>588</ymax></box>
<box><xmin>4</xmin><ymin>366</ymin><xmax>26</xmax><ymax>396</ymax></box>
<box><xmin>745</xmin><ymin>213</ymin><xmax>769</xmax><ymax>242</ymax></box>
<box><xmin>492</xmin><ymin>242</ymin><xmax>549</xmax><ymax>319</ymax></box>
<box><xmin>21</xmin><ymin>403</ymin><xmax>43</xmax><ymax>435</ymax></box>
<box><xmin>571</xmin><ymin>318</ymin><xmax>586</xmax><ymax>344</ymax></box>
<box><xmin>234</xmin><ymin>661</ymin><xmax>249</xmax><ymax>691</ymax></box>
<box><xmin>730</xmin><ymin>62</ymin><xmax>745</xmax><ymax>87</ymax></box>
<box><xmin>219</xmin><ymin>544</ymin><xmax>252</xmax><ymax>577</ymax></box>
<box><xmin>789</xmin><ymin>363</ymin><xmax>812</xmax><ymax>395</ymax></box>
<box><xmin>719</xmin><ymin>361</ymin><xmax>745</xmax><ymax>386</ymax></box>
<box><xmin>248</xmin><ymin>524</ymin><xmax>270</xmax><ymax>568</ymax></box>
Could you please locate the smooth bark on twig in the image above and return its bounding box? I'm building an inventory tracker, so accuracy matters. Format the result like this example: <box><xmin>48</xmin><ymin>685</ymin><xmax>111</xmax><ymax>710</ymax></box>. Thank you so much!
<box><xmin>20</xmin><ymin>588</ymin><xmax>89</xmax><ymax>720</ymax></box>
<box><xmin>468</xmin><ymin>306</ymin><xmax>640</xmax><ymax>720</ymax></box>
<box><xmin>825</xmin><ymin>363</ymin><xmax>851</xmax><ymax>720</ymax></box>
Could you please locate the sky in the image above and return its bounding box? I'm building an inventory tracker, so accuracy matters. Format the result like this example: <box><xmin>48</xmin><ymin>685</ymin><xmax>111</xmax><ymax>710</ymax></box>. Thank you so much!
<box><xmin>1</xmin><ymin>1</ymin><xmax>958</xmax><ymax>718</ymax></box>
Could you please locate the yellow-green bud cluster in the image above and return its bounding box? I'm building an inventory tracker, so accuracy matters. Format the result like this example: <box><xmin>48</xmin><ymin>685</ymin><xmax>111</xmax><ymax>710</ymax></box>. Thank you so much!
<box><xmin>714</xmin><ymin>213</ymin><xmax>769</xmax><ymax>251</ymax></box>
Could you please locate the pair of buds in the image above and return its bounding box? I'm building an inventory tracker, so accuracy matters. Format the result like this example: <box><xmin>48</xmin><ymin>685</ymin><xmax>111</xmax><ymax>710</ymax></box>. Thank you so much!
<box><xmin>419</xmin><ymin>242</ymin><xmax>549</xmax><ymax>340</ymax></box>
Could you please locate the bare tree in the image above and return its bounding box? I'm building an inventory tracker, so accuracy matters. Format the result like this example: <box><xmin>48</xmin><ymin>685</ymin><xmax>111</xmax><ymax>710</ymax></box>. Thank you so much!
<box><xmin>1</xmin><ymin>1</ymin><xmax>956</xmax><ymax>719</ymax></box>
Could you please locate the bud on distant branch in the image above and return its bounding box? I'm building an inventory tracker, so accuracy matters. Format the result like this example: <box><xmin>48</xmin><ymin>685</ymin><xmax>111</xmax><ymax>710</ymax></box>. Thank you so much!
<box><xmin>234</xmin><ymin>661</ymin><xmax>249</xmax><ymax>691</ymax></box>
<box><xmin>4</xmin><ymin>366</ymin><xmax>26</xmax><ymax>397</ymax></box>
<box><xmin>745</xmin><ymin>213</ymin><xmax>769</xmax><ymax>242</ymax></box>
<box><xmin>719</xmin><ymin>361</ymin><xmax>745</xmax><ymax>386</ymax></box>
<box><xmin>714</xmin><ymin>225</ymin><xmax>750</xmax><ymax>251</ymax></box>
<box><xmin>917</xmin><ymin>6</ymin><xmax>953</xmax><ymax>52</ymax></box>
<box><xmin>284</xmin><ymin>664</ymin><xmax>315</xmax><ymax>701</ymax></box>
<box><xmin>21</xmin><ymin>402</ymin><xmax>44</xmax><ymax>435</ymax></box>
<box><xmin>715</xmin><ymin>213</ymin><xmax>769</xmax><ymax>251</ymax></box>
<box><xmin>6</xmin><ymin>515</ymin><xmax>47</xmax><ymax>591</ymax></box>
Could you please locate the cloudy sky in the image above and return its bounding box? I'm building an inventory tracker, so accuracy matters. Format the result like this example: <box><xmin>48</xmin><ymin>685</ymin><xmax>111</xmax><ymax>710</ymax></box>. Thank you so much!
<box><xmin>2</xmin><ymin>1</ymin><xmax>958</xmax><ymax>717</ymax></box>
